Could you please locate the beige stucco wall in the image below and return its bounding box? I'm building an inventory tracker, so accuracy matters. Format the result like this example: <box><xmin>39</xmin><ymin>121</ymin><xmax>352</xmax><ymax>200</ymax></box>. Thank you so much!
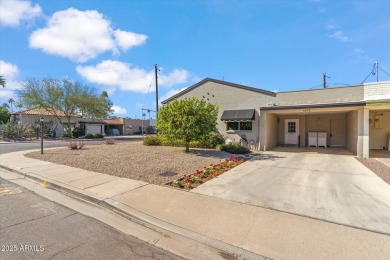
<box><xmin>265</xmin><ymin>113</ymin><xmax>278</xmax><ymax>150</ymax></box>
<box><xmin>15</xmin><ymin>114</ymin><xmax>79</xmax><ymax>137</ymax></box>
<box><xmin>173</xmin><ymin>81</ymin><xmax>276</xmax><ymax>143</ymax></box>
<box><xmin>369</xmin><ymin>111</ymin><xmax>390</xmax><ymax>150</ymax></box>
<box><xmin>346</xmin><ymin>110</ymin><xmax>358</xmax><ymax>155</ymax></box>
<box><xmin>276</xmin><ymin>115</ymin><xmax>306</xmax><ymax>146</ymax></box>
<box><xmin>122</xmin><ymin>119</ymin><xmax>150</xmax><ymax>135</ymax></box>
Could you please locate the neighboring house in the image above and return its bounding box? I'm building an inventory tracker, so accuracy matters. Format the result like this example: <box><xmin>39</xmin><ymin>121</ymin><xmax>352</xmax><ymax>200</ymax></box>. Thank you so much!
<box><xmin>122</xmin><ymin>118</ymin><xmax>150</xmax><ymax>135</ymax></box>
<box><xmin>104</xmin><ymin>119</ymin><xmax>124</xmax><ymax>135</ymax></box>
<box><xmin>162</xmin><ymin>78</ymin><xmax>390</xmax><ymax>158</ymax></box>
<box><xmin>12</xmin><ymin>107</ymin><xmax>82</xmax><ymax>137</ymax></box>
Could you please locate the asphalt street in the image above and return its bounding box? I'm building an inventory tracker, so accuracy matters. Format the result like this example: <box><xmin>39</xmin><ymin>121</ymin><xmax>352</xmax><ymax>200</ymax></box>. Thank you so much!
<box><xmin>0</xmin><ymin>177</ymin><xmax>182</xmax><ymax>260</ymax></box>
<box><xmin>0</xmin><ymin>136</ymin><xmax>143</xmax><ymax>154</ymax></box>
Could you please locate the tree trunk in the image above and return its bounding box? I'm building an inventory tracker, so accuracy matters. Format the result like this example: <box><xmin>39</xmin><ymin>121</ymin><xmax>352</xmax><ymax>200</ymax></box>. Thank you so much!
<box><xmin>185</xmin><ymin>142</ymin><xmax>190</xmax><ymax>153</ymax></box>
<box><xmin>67</xmin><ymin>117</ymin><xmax>72</xmax><ymax>136</ymax></box>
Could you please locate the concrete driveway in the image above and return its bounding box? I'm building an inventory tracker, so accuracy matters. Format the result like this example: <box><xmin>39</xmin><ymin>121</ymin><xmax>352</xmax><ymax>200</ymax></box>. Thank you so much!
<box><xmin>192</xmin><ymin>147</ymin><xmax>390</xmax><ymax>234</ymax></box>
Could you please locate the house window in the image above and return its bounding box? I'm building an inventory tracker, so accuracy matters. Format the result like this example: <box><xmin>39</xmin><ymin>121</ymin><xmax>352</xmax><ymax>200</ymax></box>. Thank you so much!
<box><xmin>240</xmin><ymin>121</ymin><xmax>252</xmax><ymax>130</ymax></box>
<box><xmin>287</xmin><ymin>122</ymin><xmax>296</xmax><ymax>133</ymax></box>
<box><xmin>226</xmin><ymin>121</ymin><xmax>252</xmax><ymax>131</ymax></box>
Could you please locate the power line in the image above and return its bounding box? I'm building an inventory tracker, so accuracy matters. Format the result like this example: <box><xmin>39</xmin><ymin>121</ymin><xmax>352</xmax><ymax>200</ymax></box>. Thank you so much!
<box><xmin>379</xmin><ymin>66</ymin><xmax>390</xmax><ymax>77</ymax></box>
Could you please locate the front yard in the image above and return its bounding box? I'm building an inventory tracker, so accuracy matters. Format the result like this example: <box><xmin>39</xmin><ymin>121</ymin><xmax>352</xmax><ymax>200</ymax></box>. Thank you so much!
<box><xmin>25</xmin><ymin>141</ymin><xmax>236</xmax><ymax>185</ymax></box>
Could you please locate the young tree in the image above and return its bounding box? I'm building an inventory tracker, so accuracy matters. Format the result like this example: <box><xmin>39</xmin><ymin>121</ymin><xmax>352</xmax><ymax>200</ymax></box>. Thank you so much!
<box><xmin>157</xmin><ymin>98</ymin><xmax>219</xmax><ymax>153</ymax></box>
<box><xmin>0</xmin><ymin>103</ymin><xmax>10</xmax><ymax>123</ymax></box>
<box><xmin>17</xmin><ymin>78</ymin><xmax>113</xmax><ymax>135</ymax></box>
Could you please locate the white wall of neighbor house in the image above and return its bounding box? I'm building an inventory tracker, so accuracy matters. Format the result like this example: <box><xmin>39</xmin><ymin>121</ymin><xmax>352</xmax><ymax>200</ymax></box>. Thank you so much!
<box><xmin>122</xmin><ymin>119</ymin><xmax>150</xmax><ymax>135</ymax></box>
<box><xmin>14</xmin><ymin>114</ymin><xmax>78</xmax><ymax>137</ymax></box>
<box><xmin>85</xmin><ymin>125</ymin><xmax>104</xmax><ymax>135</ymax></box>
<box><xmin>369</xmin><ymin>111</ymin><xmax>390</xmax><ymax>150</ymax></box>
<box><xmin>174</xmin><ymin>81</ymin><xmax>275</xmax><ymax>143</ymax></box>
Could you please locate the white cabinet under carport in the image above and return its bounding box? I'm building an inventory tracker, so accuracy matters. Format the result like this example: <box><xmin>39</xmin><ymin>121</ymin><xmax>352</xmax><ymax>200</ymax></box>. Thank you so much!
<box><xmin>308</xmin><ymin>132</ymin><xmax>327</xmax><ymax>147</ymax></box>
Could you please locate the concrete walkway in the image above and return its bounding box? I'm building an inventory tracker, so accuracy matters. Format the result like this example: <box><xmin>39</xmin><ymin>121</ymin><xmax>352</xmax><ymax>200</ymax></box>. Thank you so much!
<box><xmin>1</xmin><ymin>150</ymin><xmax>390</xmax><ymax>260</ymax></box>
<box><xmin>192</xmin><ymin>147</ymin><xmax>390</xmax><ymax>235</ymax></box>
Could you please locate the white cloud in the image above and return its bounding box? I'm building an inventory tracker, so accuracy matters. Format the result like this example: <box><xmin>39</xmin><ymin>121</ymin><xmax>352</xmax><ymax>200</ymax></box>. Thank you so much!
<box><xmin>0</xmin><ymin>60</ymin><xmax>20</xmax><ymax>90</ymax></box>
<box><xmin>160</xmin><ymin>87</ymin><xmax>188</xmax><ymax>103</ymax></box>
<box><xmin>29</xmin><ymin>8</ymin><xmax>147</xmax><ymax>62</ymax></box>
<box><xmin>159</xmin><ymin>69</ymin><xmax>189</xmax><ymax>87</ymax></box>
<box><xmin>77</xmin><ymin>60</ymin><xmax>189</xmax><ymax>93</ymax></box>
<box><xmin>114</xmin><ymin>29</ymin><xmax>147</xmax><ymax>51</ymax></box>
<box><xmin>112</xmin><ymin>105</ymin><xmax>127</xmax><ymax>115</ymax></box>
<box><xmin>328</xmin><ymin>31</ymin><xmax>350</xmax><ymax>42</ymax></box>
<box><xmin>326</xmin><ymin>22</ymin><xmax>339</xmax><ymax>30</ymax></box>
<box><xmin>0</xmin><ymin>60</ymin><xmax>20</xmax><ymax>100</ymax></box>
<box><xmin>0</xmin><ymin>0</ymin><xmax>42</xmax><ymax>27</ymax></box>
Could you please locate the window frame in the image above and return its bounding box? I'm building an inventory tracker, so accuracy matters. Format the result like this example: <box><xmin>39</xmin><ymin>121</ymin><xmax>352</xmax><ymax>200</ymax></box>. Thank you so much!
<box><xmin>226</xmin><ymin>121</ymin><xmax>253</xmax><ymax>131</ymax></box>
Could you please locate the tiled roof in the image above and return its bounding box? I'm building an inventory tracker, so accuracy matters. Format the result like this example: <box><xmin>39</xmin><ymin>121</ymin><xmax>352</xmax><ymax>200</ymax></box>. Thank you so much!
<box><xmin>104</xmin><ymin>119</ymin><xmax>124</xmax><ymax>125</ymax></box>
<box><xmin>15</xmin><ymin>107</ymin><xmax>82</xmax><ymax>118</ymax></box>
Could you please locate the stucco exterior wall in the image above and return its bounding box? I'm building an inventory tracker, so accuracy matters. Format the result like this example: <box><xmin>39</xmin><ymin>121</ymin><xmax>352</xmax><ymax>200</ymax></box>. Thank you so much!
<box><xmin>276</xmin><ymin>115</ymin><xmax>306</xmax><ymax>146</ymax></box>
<box><xmin>174</xmin><ymin>81</ymin><xmax>276</xmax><ymax>143</ymax></box>
<box><xmin>122</xmin><ymin>119</ymin><xmax>150</xmax><ymax>135</ymax></box>
<box><xmin>369</xmin><ymin>111</ymin><xmax>390</xmax><ymax>150</ymax></box>
<box><xmin>346</xmin><ymin>110</ymin><xmax>358</xmax><ymax>155</ymax></box>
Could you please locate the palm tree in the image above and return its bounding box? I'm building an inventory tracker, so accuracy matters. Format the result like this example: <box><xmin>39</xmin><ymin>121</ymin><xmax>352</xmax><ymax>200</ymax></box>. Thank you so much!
<box><xmin>0</xmin><ymin>76</ymin><xmax>5</xmax><ymax>88</ymax></box>
<box><xmin>8</xmin><ymin>98</ymin><xmax>15</xmax><ymax>113</ymax></box>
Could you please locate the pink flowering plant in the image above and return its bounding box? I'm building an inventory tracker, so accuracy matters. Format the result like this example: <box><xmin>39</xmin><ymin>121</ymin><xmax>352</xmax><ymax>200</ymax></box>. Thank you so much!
<box><xmin>169</xmin><ymin>155</ymin><xmax>245</xmax><ymax>190</ymax></box>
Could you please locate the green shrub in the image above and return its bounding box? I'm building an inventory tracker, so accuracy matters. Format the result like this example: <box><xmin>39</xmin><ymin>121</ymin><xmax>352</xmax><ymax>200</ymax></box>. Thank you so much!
<box><xmin>198</xmin><ymin>132</ymin><xmax>225</xmax><ymax>148</ymax></box>
<box><xmin>62</xmin><ymin>132</ymin><xmax>72</xmax><ymax>138</ymax></box>
<box><xmin>143</xmin><ymin>136</ymin><xmax>161</xmax><ymax>146</ymax></box>
<box><xmin>86</xmin><ymin>133</ymin><xmax>104</xmax><ymax>139</ymax></box>
<box><xmin>220</xmin><ymin>143</ymin><xmax>250</xmax><ymax>154</ymax></box>
<box><xmin>72</xmin><ymin>127</ymin><xmax>85</xmax><ymax>138</ymax></box>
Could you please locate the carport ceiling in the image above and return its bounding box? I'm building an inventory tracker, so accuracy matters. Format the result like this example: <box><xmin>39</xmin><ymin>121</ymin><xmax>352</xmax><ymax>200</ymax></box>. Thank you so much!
<box><xmin>270</xmin><ymin>106</ymin><xmax>360</xmax><ymax>115</ymax></box>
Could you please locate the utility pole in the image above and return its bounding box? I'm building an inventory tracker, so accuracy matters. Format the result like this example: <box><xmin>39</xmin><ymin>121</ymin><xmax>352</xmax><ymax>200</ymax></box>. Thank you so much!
<box><xmin>323</xmin><ymin>73</ymin><xmax>327</xmax><ymax>88</ymax></box>
<box><xmin>155</xmin><ymin>64</ymin><xmax>159</xmax><ymax>119</ymax></box>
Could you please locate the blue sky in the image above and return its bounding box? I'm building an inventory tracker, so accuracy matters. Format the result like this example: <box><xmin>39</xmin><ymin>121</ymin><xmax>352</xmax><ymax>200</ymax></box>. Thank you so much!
<box><xmin>1</xmin><ymin>0</ymin><xmax>390</xmax><ymax>118</ymax></box>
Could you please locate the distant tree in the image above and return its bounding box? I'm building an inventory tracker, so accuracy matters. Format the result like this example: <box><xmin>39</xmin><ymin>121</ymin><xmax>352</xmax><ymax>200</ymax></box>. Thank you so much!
<box><xmin>0</xmin><ymin>76</ymin><xmax>5</xmax><ymax>88</ymax></box>
<box><xmin>157</xmin><ymin>98</ymin><xmax>219</xmax><ymax>153</ymax></box>
<box><xmin>7</xmin><ymin>98</ymin><xmax>15</xmax><ymax>113</ymax></box>
<box><xmin>0</xmin><ymin>103</ymin><xmax>10</xmax><ymax>123</ymax></box>
<box><xmin>17</xmin><ymin>78</ymin><xmax>113</xmax><ymax>135</ymax></box>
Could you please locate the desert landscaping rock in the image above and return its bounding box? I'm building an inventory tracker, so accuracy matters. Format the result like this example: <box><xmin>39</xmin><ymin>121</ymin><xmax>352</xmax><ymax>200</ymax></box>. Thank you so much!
<box><xmin>25</xmin><ymin>141</ymin><xmax>232</xmax><ymax>185</ymax></box>
<box><xmin>356</xmin><ymin>157</ymin><xmax>390</xmax><ymax>184</ymax></box>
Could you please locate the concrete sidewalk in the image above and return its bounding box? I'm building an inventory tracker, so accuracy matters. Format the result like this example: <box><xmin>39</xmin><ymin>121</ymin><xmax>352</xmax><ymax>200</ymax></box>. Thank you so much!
<box><xmin>1</xmin><ymin>150</ymin><xmax>390</xmax><ymax>260</ymax></box>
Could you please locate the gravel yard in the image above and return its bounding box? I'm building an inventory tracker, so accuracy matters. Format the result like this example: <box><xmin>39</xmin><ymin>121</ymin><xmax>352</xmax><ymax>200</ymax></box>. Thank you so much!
<box><xmin>25</xmin><ymin>141</ymin><xmax>232</xmax><ymax>185</ymax></box>
<box><xmin>356</xmin><ymin>157</ymin><xmax>390</xmax><ymax>185</ymax></box>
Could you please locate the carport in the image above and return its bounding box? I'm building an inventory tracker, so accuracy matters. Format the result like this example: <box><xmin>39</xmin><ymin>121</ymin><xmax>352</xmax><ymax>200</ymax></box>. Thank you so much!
<box><xmin>259</xmin><ymin>102</ymin><xmax>370</xmax><ymax>157</ymax></box>
<box><xmin>368</xmin><ymin>101</ymin><xmax>390</xmax><ymax>152</ymax></box>
<box><xmin>104</xmin><ymin>119</ymin><xmax>124</xmax><ymax>136</ymax></box>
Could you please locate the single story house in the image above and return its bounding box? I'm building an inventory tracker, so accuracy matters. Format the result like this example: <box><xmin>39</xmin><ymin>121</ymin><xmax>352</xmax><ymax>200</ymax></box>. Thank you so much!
<box><xmin>12</xmin><ymin>107</ymin><xmax>82</xmax><ymax>137</ymax></box>
<box><xmin>162</xmin><ymin>78</ymin><xmax>390</xmax><ymax>158</ymax></box>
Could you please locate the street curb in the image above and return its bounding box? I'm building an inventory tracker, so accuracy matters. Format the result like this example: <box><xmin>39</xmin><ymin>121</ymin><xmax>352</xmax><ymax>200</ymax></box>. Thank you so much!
<box><xmin>0</xmin><ymin>164</ymin><xmax>269</xmax><ymax>260</ymax></box>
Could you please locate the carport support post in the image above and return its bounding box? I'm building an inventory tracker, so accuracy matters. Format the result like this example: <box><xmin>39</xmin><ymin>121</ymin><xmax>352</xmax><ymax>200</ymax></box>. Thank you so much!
<box><xmin>357</xmin><ymin>108</ymin><xmax>369</xmax><ymax>158</ymax></box>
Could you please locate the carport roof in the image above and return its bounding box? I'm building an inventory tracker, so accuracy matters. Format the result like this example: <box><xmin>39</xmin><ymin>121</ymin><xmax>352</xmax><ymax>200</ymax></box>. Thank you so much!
<box><xmin>221</xmin><ymin>109</ymin><xmax>255</xmax><ymax>121</ymax></box>
<box><xmin>104</xmin><ymin>119</ymin><xmax>124</xmax><ymax>125</ymax></box>
<box><xmin>260</xmin><ymin>101</ymin><xmax>366</xmax><ymax>110</ymax></box>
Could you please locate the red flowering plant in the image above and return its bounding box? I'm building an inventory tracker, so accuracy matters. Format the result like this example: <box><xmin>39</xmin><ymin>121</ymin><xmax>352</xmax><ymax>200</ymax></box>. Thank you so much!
<box><xmin>167</xmin><ymin>156</ymin><xmax>246</xmax><ymax>190</ymax></box>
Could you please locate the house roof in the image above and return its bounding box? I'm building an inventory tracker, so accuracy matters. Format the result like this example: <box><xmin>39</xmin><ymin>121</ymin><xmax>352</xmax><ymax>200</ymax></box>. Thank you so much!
<box><xmin>78</xmin><ymin>119</ymin><xmax>106</xmax><ymax>124</ymax></box>
<box><xmin>104</xmin><ymin>119</ymin><xmax>124</xmax><ymax>125</ymax></box>
<box><xmin>14</xmin><ymin>107</ymin><xmax>82</xmax><ymax>118</ymax></box>
<box><xmin>161</xmin><ymin>78</ymin><xmax>276</xmax><ymax>104</ymax></box>
<box><xmin>221</xmin><ymin>109</ymin><xmax>255</xmax><ymax>121</ymax></box>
